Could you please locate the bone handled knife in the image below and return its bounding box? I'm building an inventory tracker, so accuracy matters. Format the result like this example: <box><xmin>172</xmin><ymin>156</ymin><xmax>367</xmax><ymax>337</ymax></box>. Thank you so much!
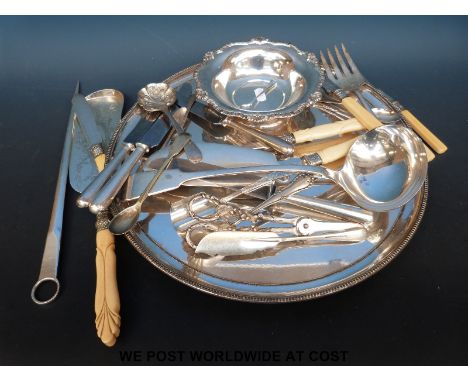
<box><xmin>287</xmin><ymin>118</ymin><xmax>363</xmax><ymax>144</ymax></box>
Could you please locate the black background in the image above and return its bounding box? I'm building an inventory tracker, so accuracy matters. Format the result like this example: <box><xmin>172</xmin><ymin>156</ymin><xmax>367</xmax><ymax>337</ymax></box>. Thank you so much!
<box><xmin>0</xmin><ymin>16</ymin><xmax>467</xmax><ymax>365</ymax></box>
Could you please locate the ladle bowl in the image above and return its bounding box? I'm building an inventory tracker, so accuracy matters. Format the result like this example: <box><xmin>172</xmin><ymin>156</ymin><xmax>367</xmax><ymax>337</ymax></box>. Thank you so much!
<box><xmin>328</xmin><ymin>124</ymin><xmax>428</xmax><ymax>212</ymax></box>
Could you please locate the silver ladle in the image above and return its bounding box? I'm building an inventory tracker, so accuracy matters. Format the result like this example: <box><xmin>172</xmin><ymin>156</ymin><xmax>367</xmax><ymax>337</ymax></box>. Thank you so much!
<box><xmin>108</xmin><ymin>134</ymin><xmax>191</xmax><ymax>235</ymax></box>
<box><xmin>326</xmin><ymin>124</ymin><xmax>427</xmax><ymax>211</ymax></box>
<box><xmin>137</xmin><ymin>83</ymin><xmax>202</xmax><ymax>163</ymax></box>
<box><xmin>258</xmin><ymin>124</ymin><xmax>427</xmax><ymax>212</ymax></box>
<box><xmin>207</xmin><ymin>122</ymin><xmax>427</xmax><ymax>218</ymax></box>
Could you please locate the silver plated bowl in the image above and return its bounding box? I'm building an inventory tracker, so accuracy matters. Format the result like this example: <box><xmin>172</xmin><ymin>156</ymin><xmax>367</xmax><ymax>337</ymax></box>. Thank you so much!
<box><xmin>194</xmin><ymin>38</ymin><xmax>324</xmax><ymax>122</ymax></box>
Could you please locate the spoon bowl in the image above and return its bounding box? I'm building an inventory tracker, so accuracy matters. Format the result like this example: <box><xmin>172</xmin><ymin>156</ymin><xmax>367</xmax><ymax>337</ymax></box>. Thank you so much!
<box><xmin>137</xmin><ymin>83</ymin><xmax>177</xmax><ymax>112</ymax></box>
<box><xmin>108</xmin><ymin>202</ymin><xmax>142</xmax><ymax>235</ymax></box>
<box><xmin>330</xmin><ymin>124</ymin><xmax>428</xmax><ymax>211</ymax></box>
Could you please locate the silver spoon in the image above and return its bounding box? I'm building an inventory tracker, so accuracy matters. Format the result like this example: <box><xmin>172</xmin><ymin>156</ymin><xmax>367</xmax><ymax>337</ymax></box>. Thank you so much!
<box><xmin>109</xmin><ymin>134</ymin><xmax>191</xmax><ymax>235</ymax></box>
<box><xmin>137</xmin><ymin>83</ymin><xmax>202</xmax><ymax>163</ymax></box>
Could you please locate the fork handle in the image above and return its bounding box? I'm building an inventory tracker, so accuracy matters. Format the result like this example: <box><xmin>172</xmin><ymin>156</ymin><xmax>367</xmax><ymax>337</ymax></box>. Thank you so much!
<box><xmin>341</xmin><ymin>97</ymin><xmax>382</xmax><ymax>130</ymax></box>
<box><xmin>400</xmin><ymin>110</ymin><xmax>447</xmax><ymax>154</ymax></box>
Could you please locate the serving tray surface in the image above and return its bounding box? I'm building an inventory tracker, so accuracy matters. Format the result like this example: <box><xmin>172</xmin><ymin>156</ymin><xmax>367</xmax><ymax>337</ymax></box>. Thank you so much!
<box><xmin>107</xmin><ymin>64</ymin><xmax>427</xmax><ymax>303</ymax></box>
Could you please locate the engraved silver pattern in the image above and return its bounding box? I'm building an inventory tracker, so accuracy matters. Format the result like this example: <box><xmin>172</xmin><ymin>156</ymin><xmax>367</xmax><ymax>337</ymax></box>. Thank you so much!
<box><xmin>90</xmin><ymin>144</ymin><xmax>104</xmax><ymax>158</ymax></box>
<box><xmin>95</xmin><ymin>211</ymin><xmax>110</xmax><ymax>231</ymax></box>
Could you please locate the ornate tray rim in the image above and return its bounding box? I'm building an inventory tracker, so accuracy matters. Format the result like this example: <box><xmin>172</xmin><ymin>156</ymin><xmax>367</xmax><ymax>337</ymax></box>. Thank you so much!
<box><xmin>106</xmin><ymin>64</ymin><xmax>428</xmax><ymax>304</ymax></box>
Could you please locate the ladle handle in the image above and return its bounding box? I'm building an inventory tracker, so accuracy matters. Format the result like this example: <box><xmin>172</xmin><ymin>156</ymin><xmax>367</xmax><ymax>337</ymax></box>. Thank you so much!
<box><xmin>292</xmin><ymin>118</ymin><xmax>362</xmax><ymax>144</ymax></box>
<box><xmin>341</xmin><ymin>96</ymin><xmax>382</xmax><ymax>130</ymax></box>
<box><xmin>400</xmin><ymin>110</ymin><xmax>447</xmax><ymax>154</ymax></box>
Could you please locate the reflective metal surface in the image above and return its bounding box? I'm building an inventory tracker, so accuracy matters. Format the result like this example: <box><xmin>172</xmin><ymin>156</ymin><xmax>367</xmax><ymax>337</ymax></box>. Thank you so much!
<box><xmin>69</xmin><ymin>89</ymin><xmax>124</xmax><ymax>193</ymax></box>
<box><xmin>195</xmin><ymin>219</ymin><xmax>368</xmax><ymax>258</ymax></box>
<box><xmin>195</xmin><ymin>38</ymin><xmax>324</xmax><ymax>121</ymax></box>
<box><xmin>31</xmin><ymin>83</ymin><xmax>80</xmax><ymax>304</ymax></box>
<box><xmin>328</xmin><ymin>125</ymin><xmax>428</xmax><ymax>212</ymax></box>
<box><xmin>109</xmin><ymin>134</ymin><xmax>192</xmax><ymax>235</ymax></box>
<box><xmin>87</xmin><ymin>115</ymin><xmax>171</xmax><ymax>213</ymax></box>
<box><xmin>137</xmin><ymin>83</ymin><xmax>203</xmax><ymax>163</ymax></box>
<box><xmin>107</xmin><ymin>64</ymin><xmax>427</xmax><ymax>303</ymax></box>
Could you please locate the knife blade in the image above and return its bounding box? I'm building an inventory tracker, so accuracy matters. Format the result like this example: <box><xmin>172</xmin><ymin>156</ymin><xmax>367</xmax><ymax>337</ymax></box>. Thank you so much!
<box><xmin>188</xmin><ymin>100</ymin><xmax>294</xmax><ymax>155</ymax></box>
<box><xmin>70</xmin><ymin>93</ymin><xmax>107</xmax><ymax>194</ymax></box>
<box><xmin>70</xmin><ymin>90</ymin><xmax>124</xmax><ymax>193</ymax></box>
<box><xmin>143</xmin><ymin>141</ymin><xmax>282</xmax><ymax>170</ymax></box>
<box><xmin>72</xmin><ymin>93</ymin><xmax>105</xmax><ymax>153</ymax></box>
<box><xmin>187</xmin><ymin>103</ymin><xmax>231</xmax><ymax>138</ymax></box>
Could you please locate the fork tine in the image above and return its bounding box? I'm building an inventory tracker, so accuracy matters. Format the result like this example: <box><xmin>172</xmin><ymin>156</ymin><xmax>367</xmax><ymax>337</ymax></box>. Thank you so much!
<box><xmin>326</xmin><ymin>48</ymin><xmax>342</xmax><ymax>79</ymax></box>
<box><xmin>341</xmin><ymin>43</ymin><xmax>361</xmax><ymax>75</ymax></box>
<box><xmin>320</xmin><ymin>50</ymin><xmax>336</xmax><ymax>80</ymax></box>
<box><xmin>334</xmin><ymin>45</ymin><xmax>351</xmax><ymax>76</ymax></box>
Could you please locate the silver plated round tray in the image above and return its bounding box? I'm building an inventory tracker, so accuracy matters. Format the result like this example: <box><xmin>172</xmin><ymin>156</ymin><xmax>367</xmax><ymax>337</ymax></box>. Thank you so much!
<box><xmin>107</xmin><ymin>64</ymin><xmax>427</xmax><ymax>303</ymax></box>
